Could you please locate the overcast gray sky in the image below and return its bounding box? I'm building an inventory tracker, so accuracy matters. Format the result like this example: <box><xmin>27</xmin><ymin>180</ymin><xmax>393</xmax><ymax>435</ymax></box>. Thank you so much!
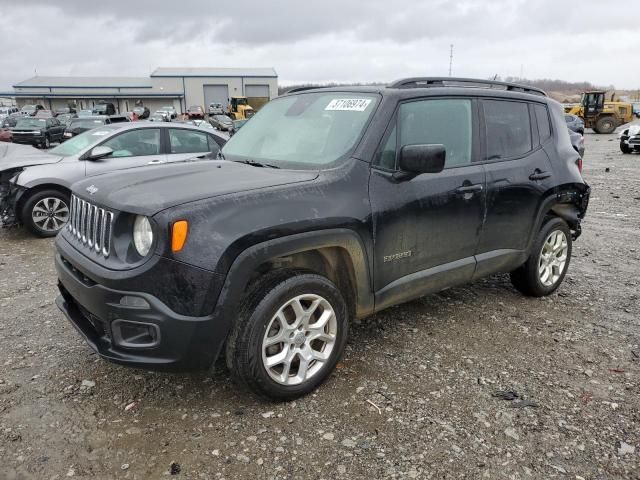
<box><xmin>0</xmin><ymin>0</ymin><xmax>638</xmax><ymax>91</ymax></box>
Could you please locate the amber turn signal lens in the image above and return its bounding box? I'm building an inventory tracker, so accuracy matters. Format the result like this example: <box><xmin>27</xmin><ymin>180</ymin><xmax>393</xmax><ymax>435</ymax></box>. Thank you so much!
<box><xmin>171</xmin><ymin>220</ymin><xmax>189</xmax><ymax>252</ymax></box>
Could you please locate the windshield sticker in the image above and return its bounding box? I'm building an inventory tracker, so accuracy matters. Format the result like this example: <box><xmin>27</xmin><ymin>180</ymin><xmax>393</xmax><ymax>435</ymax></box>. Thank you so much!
<box><xmin>92</xmin><ymin>130</ymin><xmax>110</xmax><ymax>136</ymax></box>
<box><xmin>325</xmin><ymin>98</ymin><xmax>372</xmax><ymax>112</ymax></box>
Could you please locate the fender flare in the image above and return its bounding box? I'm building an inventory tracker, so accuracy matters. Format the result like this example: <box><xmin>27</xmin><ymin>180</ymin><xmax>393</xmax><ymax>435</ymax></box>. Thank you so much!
<box><xmin>206</xmin><ymin>229</ymin><xmax>374</xmax><ymax>364</ymax></box>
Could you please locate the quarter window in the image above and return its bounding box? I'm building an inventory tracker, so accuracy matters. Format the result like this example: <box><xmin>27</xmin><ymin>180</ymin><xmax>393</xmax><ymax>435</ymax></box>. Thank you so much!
<box><xmin>483</xmin><ymin>100</ymin><xmax>532</xmax><ymax>160</ymax></box>
<box><xmin>101</xmin><ymin>129</ymin><xmax>161</xmax><ymax>158</ymax></box>
<box><xmin>534</xmin><ymin>104</ymin><xmax>552</xmax><ymax>142</ymax></box>
<box><xmin>398</xmin><ymin>99</ymin><xmax>472</xmax><ymax>167</ymax></box>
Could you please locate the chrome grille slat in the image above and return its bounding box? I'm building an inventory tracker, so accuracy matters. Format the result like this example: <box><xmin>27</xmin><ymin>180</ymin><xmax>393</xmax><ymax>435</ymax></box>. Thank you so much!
<box><xmin>67</xmin><ymin>194</ymin><xmax>114</xmax><ymax>257</ymax></box>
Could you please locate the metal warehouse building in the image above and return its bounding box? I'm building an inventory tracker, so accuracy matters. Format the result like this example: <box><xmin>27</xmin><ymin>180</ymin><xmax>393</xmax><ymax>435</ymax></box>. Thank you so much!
<box><xmin>5</xmin><ymin>67</ymin><xmax>278</xmax><ymax>114</ymax></box>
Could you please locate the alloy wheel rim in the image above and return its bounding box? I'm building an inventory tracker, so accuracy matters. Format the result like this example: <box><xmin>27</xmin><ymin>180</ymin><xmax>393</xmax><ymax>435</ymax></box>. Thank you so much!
<box><xmin>32</xmin><ymin>197</ymin><xmax>69</xmax><ymax>232</ymax></box>
<box><xmin>261</xmin><ymin>293</ymin><xmax>337</xmax><ymax>386</ymax></box>
<box><xmin>538</xmin><ymin>230</ymin><xmax>568</xmax><ymax>287</ymax></box>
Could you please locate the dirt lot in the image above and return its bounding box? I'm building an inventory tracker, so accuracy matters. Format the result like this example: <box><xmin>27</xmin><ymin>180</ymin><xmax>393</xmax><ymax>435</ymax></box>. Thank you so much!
<box><xmin>1</xmin><ymin>128</ymin><xmax>639</xmax><ymax>479</ymax></box>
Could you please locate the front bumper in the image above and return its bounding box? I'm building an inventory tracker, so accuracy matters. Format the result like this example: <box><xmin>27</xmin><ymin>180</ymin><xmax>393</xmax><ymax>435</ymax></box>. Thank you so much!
<box><xmin>55</xmin><ymin>239</ymin><xmax>226</xmax><ymax>371</ymax></box>
<box><xmin>0</xmin><ymin>180</ymin><xmax>24</xmax><ymax>227</ymax></box>
<box><xmin>12</xmin><ymin>134</ymin><xmax>44</xmax><ymax>146</ymax></box>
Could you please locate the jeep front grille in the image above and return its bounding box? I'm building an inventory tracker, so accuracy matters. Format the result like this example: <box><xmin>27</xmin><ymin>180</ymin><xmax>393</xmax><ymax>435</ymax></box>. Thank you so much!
<box><xmin>67</xmin><ymin>195</ymin><xmax>114</xmax><ymax>256</ymax></box>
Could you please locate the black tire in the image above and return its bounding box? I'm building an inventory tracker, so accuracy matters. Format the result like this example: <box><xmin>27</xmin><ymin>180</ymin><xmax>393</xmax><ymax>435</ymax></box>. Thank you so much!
<box><xmin>620</xmin><ymin>142</ymin><xmax>632</xmax><ymax>154</ymax></box>
<box><xmin>21</xmin><ymin>189</ymin><xmax>70</xmax><ymax>237</ymax></box>
<box><xmin>595</xmin><ymin>116</ymin><xmax>616</xmax><ymax>134</ymax></box>
<box><xmin>43</xmin><ymin>135</ymin><xmax>50</xmax><ymax>149</ymax></box>
<box><xmin>510</xmin><ymin>217</ymin><xmax>572</xmax><ymax>297</ymax></box>
<box><xmin>226</xmin><ymin>271</ymin><xmax>349</xmax><ymax>401</ymax></box>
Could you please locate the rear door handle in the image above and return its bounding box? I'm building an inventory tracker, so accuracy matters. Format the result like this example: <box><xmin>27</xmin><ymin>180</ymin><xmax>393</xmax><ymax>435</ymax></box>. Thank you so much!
<box><xmin>455</xmin><ymin>184</ymin><xmax>483</xmax><ymax>195</ymax></box>
<box><xmin>529</xmin><ymin>171</ymin><xmax>552</xmax><ymax>181</ymax></box>
<box><xmin>147</xmin><ymin>159</ymin><xmax>163</xmax><ymax>165</ymax></box>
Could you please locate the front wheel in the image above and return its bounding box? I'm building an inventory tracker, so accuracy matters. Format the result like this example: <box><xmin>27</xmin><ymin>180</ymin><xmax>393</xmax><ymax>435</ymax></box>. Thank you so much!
<box><xmin>620</xmin><ymin>142</ymin><xmax>632</xmax><ymax>154</ymax></box>
<box><xmin>21</xmin><ymin>189</ymin><xmax>70</xmax><ymax>237</ymax></box>
<box><xmin>595</xmin><ymin>116</ymin><xmax>616</xmax><ymax>134</ymax></box>
<box><xmin>226</xmin><ymin>272</ymin><xmax>349</xmax><ymax>400</ymax></box>
<box><xmin>43</xmin><ymin>135</ymin><xmax>51</xmax><ymax>149</ymax></box>
<box><xmin>510</xmin><ymin>217</ymin><xmax>572</xmax><ymax>297</ymax></box>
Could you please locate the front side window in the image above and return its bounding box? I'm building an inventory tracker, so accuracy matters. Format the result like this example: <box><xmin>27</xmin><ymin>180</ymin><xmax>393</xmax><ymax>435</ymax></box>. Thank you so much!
<box><xmin>398</xmin><ymin>98</ymin><xmax>472</xmax><ymax>167</ymax></box>
<box><xmin>483</xmin><ymin>100</ymin><xmax>532</xmax><ymax>160</ymax></box>
<box><xmin>222</xmin><ymin>92</ymin><xmax>379</xmax><ymax>169</ymax></box>
<box><xmin>169</xmin><ymin>128</ymin><xmax>212</xmax><ymax>154</ymax></box>
<box><xmin>101</xmin><ymin>129</ymin><xmax>161</xmax><ymax>158</ymax></box>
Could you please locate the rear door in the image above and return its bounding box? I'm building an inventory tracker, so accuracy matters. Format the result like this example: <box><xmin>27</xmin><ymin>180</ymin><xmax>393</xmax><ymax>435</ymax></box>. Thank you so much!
<box><xmin>166</xmin><ymin>128</ymin><xmax>222</xmax><ymax>162</ymax></box>
<box><xmin>369</xmin><ymin>97</ymin><xmax>486</xmax><ymax>305</ymax></box>
<box><xmin>474</xmin><ymin>99</ymin><xmax>555</xmax><ymax>277</ymax></box>
<box><xmin>85</xmin><ymin>127</ymin><xmax>165</xmax><ymax>176</ymax></box>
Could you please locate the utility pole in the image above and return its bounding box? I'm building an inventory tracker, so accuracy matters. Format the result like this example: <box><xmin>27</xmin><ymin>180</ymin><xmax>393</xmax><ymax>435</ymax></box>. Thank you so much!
<box><xmin>449</xmin><ymin>44</ymin><xmax>454</xmax><ymax>77</ymax></box>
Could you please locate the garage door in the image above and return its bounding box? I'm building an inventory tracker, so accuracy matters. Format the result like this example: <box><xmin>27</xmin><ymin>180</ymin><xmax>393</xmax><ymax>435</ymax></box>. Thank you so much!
<box><xmin>203</xmin><ymin>85</ymin><xmax>229</xmax><ymax>108</ymax></box>
<box><xmin>245</xmin><ymin>84</ymin><xmax>270</xmax><ymax>110</ymax></box>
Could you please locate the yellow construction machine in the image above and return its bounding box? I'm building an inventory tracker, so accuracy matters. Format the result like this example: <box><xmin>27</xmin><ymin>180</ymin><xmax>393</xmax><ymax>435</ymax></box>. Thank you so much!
<box><xmin>227</xmin><ymin>96</ymin><xmax>255</xmax><ymax>120</ymax></box>
<box><xmin>565</xmin><ymin>91</ymin><xmax>633</xmax><ymax>134</ymax></box>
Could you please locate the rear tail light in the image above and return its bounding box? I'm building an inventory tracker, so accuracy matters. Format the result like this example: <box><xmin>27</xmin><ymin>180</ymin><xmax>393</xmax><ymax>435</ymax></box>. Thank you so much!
<box><xmin>576</xmin><ymin>158</ymin><xmax>583</xmax><ymax>173</ymax></box>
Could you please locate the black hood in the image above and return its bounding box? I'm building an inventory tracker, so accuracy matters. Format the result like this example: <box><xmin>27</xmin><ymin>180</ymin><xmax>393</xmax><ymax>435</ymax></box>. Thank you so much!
<box><xmin>72</xmin><ymin>160</ymin><xmax>319</xmax><ymax>216</ymax></box>
<box><xmin>0</xmin><ymin>142</ymin><xmax>63</xmax><ymax>171</ymax></box>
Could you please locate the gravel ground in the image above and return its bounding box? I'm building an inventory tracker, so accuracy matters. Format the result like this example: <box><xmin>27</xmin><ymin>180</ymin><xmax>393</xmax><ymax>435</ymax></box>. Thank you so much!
<box><xmin>1</xmin><ymin>128</ymin><xmax>639</xmax><ymax>479</ymax></box>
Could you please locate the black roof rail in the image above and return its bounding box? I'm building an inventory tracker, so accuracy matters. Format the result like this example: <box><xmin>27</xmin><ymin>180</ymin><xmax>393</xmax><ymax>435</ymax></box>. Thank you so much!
<box><xmin>284</xmin><ymin>86</ymin><xmax>330</xmax><ymax>94</ymax></box>
<box><xmin>388</xmin><ymin>77</ymin><xmax>547</xmax><ymax>97</ymax></box>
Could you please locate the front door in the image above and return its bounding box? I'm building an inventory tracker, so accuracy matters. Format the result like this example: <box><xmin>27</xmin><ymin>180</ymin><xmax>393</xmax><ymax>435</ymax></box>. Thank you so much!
<box><xmin>85</xmin><ymin>127</ymin><xmax>166</xmax><ymax>177</ymax></box>
<box><xmin>369</xmin><ymin>98</ymin><xmax>486</xmax><ymax>309</ymax></box>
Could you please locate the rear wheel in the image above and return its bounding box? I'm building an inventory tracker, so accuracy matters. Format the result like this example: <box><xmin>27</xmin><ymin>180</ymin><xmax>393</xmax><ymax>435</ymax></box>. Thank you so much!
<box><xmin>226</xmin><ymin>272</ymin><xmax>349</xmax><ymax>400</ymax></box>
<box><xmin>510</xmin><ymin>217</ymin><xmax>572</xmax><ymax>297</ymax></box>
<box><xmin>21</xmin><ymin>189</ymin><xmax>70</xmax><ymax>237</ymax></box>
<box><xmin>595</xmin><ymin>116</ymin><xmax>616</xmax><ymax>134</ymax></box>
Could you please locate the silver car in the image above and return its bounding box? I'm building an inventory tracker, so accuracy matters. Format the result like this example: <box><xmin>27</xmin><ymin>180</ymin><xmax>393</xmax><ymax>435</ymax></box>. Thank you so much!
<box><xmin>0</xmin><ymin>122</ymin><xmax>226</xmax><ymax>237</ymax></box>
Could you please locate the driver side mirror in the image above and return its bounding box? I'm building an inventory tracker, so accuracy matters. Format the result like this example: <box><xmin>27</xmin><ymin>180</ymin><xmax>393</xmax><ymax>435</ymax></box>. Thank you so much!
<box><xmin>396</xmin><ymin>144</ymin><xmax>446</xmax><ymax>179</ymax></box>
<box><xmin>88</xmin><ymin>145</ymin><xmax>113</xmax><ymax>160</ymax></box>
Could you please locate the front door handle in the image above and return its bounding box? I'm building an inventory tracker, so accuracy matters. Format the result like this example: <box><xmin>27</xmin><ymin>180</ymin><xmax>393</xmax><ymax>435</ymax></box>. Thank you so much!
<box><xmin>529</xmin><ymin>170</ymin><xmax>552</xmax><ymax>181</ymax></box>
<box><xmin>147</xmin><ymin>159</ymin><xmax>163</xmax><ymax>165</ymax></box>
<box><xmin>455</xmin><ymin>184</ymin><xmax>483</xmax><ymax>195</ymax></box>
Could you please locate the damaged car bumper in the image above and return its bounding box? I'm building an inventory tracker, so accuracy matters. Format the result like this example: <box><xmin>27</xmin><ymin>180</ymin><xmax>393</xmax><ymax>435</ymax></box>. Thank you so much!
<box><xmin>0</xmin><ymin>169</ymin><xmax>25</xmax><ymax>227</ymax></box>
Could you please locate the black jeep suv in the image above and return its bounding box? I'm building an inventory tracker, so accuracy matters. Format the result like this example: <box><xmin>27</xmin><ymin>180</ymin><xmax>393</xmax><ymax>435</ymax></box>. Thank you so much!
<box><xmin>55</xmin><ymin>78</ymin><xmax>590</xmax><ymax>400</ymax></box>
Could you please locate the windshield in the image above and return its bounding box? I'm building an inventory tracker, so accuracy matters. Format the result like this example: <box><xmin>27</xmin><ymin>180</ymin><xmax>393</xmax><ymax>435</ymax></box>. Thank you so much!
<box><xmin>15</xmin><ymin>118</ymin><xmax>46</xmax><ymax>129</ymax></box>
<box><xmin>70</xmin><ymin>118</ymin><xmax>106</xmax><ymax>129</ymax></box>
<box><xmin>222</xmin><ymin>92</ymin><xmax>379</xmax><ymax>169</ymax></box>
<box><xmin>49</xmin><ymin>126</ymin><xmax>119</xmax><ymax>157</ymax></box>
<box><xmin>214</xmin><ymin>115</ymin><xmax>232</xmax><ymax>122</ymax></box>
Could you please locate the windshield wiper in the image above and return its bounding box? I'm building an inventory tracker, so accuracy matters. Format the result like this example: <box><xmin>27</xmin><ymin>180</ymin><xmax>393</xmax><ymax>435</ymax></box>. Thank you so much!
<box><xmin>232</xmin><ymin>159</ymin><xmax>280</xmax><ymax>169</ymax></box>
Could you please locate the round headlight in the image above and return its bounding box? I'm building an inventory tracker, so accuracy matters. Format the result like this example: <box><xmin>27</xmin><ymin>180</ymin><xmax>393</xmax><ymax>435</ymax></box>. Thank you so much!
<box><xmin>133</xmin><ymin>215</ymin><xmax>153</xmax><ymax>256</ymax></box>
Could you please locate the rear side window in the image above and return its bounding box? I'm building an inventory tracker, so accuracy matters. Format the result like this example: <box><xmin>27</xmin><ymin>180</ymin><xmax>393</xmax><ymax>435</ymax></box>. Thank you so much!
<box><xmin>534</xmin><ymin>104</ymin><xmax>552</xmax><ymax>142</ymax></box>
<box><xmin>483</xmin><ymin>100</ymin><xmax>532</xmax><ymax>160</ymax></box>
<box><xmin>398</xmin><ymin>98</ymin><xmax>472</xmax><ymax>167</ymax></box>
<box><xmin>169</xmin><ymin>128</ymin><xmax>219</xmax><ymax>155</ymax></box>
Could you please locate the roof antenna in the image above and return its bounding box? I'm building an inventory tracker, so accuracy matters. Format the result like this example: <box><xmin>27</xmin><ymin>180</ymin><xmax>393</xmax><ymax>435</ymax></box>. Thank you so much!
<box><xmin>449</xmin><ymin>44</ymin><xmax>454</xmax><ymax>77</ymax></box>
